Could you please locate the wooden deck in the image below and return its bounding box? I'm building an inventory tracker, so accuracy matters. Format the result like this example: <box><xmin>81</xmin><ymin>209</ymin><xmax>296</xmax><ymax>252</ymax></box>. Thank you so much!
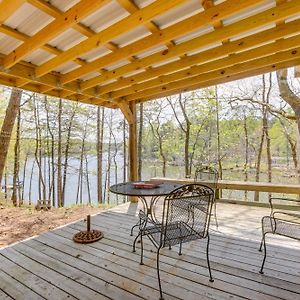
<box><xmin>0</xmin><ymin>202</ymin><xmax>300</xmax><ymax>300</ymax></box>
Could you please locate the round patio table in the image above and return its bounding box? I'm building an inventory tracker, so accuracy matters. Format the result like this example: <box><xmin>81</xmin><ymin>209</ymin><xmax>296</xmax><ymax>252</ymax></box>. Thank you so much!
<box><xmin>110</xmin><ymin>181</ymin><xmax>182</xmax><ymax>244</ymax></box>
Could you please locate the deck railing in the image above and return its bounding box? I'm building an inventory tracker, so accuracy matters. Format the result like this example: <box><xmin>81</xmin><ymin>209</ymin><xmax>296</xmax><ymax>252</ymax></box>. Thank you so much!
<box><xmin>151</xmin><ymin>177</ymin><xmax>300</xmax><ymax>210</ymax></box>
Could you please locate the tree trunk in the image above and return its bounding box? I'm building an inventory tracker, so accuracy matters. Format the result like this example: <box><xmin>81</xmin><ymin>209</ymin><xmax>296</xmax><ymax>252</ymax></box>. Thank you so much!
<box><xmin>21</xmin><ymin>151</ymin><xmax>29</xmax><ymax>203</ymax></box>
<box><xmin>277</xmin><ymin>69</ymin><xmax>300</xmax><ymax>181</ymax></box>
<box><xmin>57</xmin><ymin>99</ymin><xmax>62</xmax><ymax>207</ymax></box>
<box><xmin>44</xmin><ymin>97</ymin><xmax>55</xmax><ymax>206</ymax></box>
<box><xmin>105</xmin><ymin>111</ymin><xmax>113</xmax><ymax>204</ymax></box>
<box><xmin>85</xmin><ymin>155</ymin><xmax>91</xmax><ymax>205</ymax></box>
<box><xmin>215</xmin><ymin>86</ymin><xmax>223</xmax><ymax>180</ymax></box>
<box><xmin>0</xmin><ymin>88</ymin><xmax>22</xmax><ymax>184</ymax></box>
<box><xmin>33</xmin><ymin>95</ymin><xmax>46</xmax><ymax>202</ymax></box>
<box><xmin>265</xmin><ymin>73</ymin><xmax>272</xmax><ymax>200</ymax></box>
<box><xmin>4</xmin><ymin>166</ymin><xmax>8</xmax><ymax>201</ymax></box>
<box><xmin>11</xmin><ymin>108</ymin><xmax>21</xmax><ymax>206</ymax></box>
<box><xmin>97</xmin><ymin>106</ymin><xmax>104</xmax><ymax>204</ymax></box>
<box><xmin>28</xmin><ymin>160</ymin><xmax>35</xmax><ymax>205</ymax></box>
<box><xmin>62</xmin><ymin>105</ymin><xmax>76</xmax><ymax>204</ymax></box>
<box><xmin>243</xmin><ymin>113</ymin><xmax>249</xmax><ymax>201</ymax></box>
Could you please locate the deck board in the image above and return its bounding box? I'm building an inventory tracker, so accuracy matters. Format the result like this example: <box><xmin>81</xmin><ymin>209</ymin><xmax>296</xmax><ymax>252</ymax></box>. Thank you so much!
<box><xmin>0</xmin><ymin>202</ymin><xmax>300</xmax><ymax>300</ymax></box>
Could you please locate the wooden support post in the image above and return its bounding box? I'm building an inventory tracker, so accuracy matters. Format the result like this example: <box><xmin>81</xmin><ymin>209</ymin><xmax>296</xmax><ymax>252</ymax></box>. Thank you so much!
<box><xmin>128</xmin><ymin>102</ymin><xmax>138</xmax><ymax>202</ymax></box>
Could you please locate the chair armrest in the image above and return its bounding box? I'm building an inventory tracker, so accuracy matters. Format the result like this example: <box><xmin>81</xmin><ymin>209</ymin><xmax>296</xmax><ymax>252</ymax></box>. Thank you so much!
<box><xmin>269</xmin><ymin>197</ymin><xmax>300</xmax><ymax>214</ymax></box>
<box><xmin>272</xmin><ymin>211</ymin><xmax>300</xmax><ymax>224</ymax></box>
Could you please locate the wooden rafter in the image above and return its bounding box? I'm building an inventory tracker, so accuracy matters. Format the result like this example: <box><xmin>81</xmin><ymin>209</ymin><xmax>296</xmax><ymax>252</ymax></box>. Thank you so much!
<box><xmin>93</xmin><ymin>19</ymin><xmax>300</xmax><ymax>97</ymax></box>
<box><xmin>0</xmin><ymin>56</ymin><xmax>111</xmax><ymax>104</ymax></box>
<box><xmin>121</xmin><ymin>49</ymin><xmax>300</xmax><ymax>103</ymax></box>
<box><xmin>3</xmin><ymin>0</ymin><xmax>110</xmax><ymax>69</ymax></box>
<box><xmin>59</xmin><ymin>0</ymin><xmax>265</xmax><ymax>84</ymax></box>
<box><xmin>109</xmin><ymin>34</ymin><xmax>300</xmax><ymax>99</ymax></box>
<box><xmin>0</xmin><ymin>0</ymin><xmax>300</xmax><ymax>109</ymax></box>
<box><xmin>81</xmin><ymin>0</ymin><xmax>300</xmax><ymax>94</ymax></box>
<box><xmin>35</xmin><ymin>0</ymin><xmax>189</xmax><ymax>78</ymax></box>
<box><xmin>27</xmin><ymin>0</ymin><xmax>96</xmax><ymax>37</ymax></box>
<box><xmin>0</xmin><ymin>0</ymin><xmax>26</xmax><ymax>24</ymax></box>
<box><xmin>0</xmin><ymin>71</ymin><xmax>116</xmax><ymax>108</ymax></box>
<box><xmin>27</xmin><ymin>0</ymin><xmax>123</xmax><ymax>76</ymax></box>
<box><xmin>0</xmin><ymin>24</ymin><xmax>87</xmax><ymax>72</ymax></box>
<box><xmin>135</xmin><ymin>57</ymin><xmax>300</xmax><ymax>103</ymax></box>
<box><xmin>116</xmin><ymin>0</ymin><xmax>173</xmax><ymax>47</ymax></box>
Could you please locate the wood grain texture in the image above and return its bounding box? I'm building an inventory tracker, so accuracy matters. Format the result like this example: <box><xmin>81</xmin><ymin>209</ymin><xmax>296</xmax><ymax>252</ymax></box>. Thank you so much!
<box><xmin>0</xmin><ymin>202</ymin><xmax>300</xmax><ymax>300</ymax></box>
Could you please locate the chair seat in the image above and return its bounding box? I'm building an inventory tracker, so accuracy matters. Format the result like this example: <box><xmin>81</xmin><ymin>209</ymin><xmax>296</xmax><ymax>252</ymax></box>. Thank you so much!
<box><xmin>262</xmin><ymin>215</ymin><xmax>300</xmax><ymax>240</ymax></box>
<box><xmin>144</xmin><ymin>221</ymin><xmax>205</xmax><ymax>247</ymax></box>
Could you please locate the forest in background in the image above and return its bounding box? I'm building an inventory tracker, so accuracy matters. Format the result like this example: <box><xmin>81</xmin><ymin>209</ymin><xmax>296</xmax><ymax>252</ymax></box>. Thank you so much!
<box><xmin>0</xmin><ymin>69</ymin><xmax>300</xmax><ymax>207</ymax></box>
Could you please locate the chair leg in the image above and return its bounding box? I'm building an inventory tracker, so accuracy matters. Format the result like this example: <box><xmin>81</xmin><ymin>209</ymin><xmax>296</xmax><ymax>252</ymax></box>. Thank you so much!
<box><xmin>132</xmin><ymin>232</ymin><xmax>140</xmax><ymax>253</ymax></box>
<box><xmin>259</xmin><ymin>217</ymin><xmax>266</xmax><ymax>252</ymax></box>
<box><xmin>179</xmin><ymin>241</ymin><xmax>182</xmax><ymax>256</ymax></box>
<box><xmin>156</xmin><ymin>247</ymin><xmax>164</xmax><ymax>300</ymax></box>
<box><xmin>130</xmin><ymin>221</ymin><xmax>140</xmax><ymax>236</ymax></box>
<box><xmin>140</xmin><ymin>230</ymin><xmax>144</xmax><ymax>265</ymax></box>
<box><xmin>132</xmin><ymin>218</ymin><xmax>143</xmax><ymax>252</ymax></box>
<box><xmin>259</xmin><ymin>233</ymin><xmax>267</xmax><ymax>274</ymax></box>
<box><xmin>259</xmin><ymin>236</ymin><xmax>264</xmax><ymax>252</ymax></box>
<box><xmin>206</xmin><ymin>234</ymin><xmax>214</xmax><ymax>282</ymax></box>
<box><xmin>214</xmin><ymin>201</ymin><xmax>218</xmax><ymax>229</ymax></box>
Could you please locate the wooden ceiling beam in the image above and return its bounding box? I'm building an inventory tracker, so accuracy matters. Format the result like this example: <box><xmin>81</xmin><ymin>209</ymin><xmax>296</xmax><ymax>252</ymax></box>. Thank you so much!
<box><xmin>28</xmin><ymin>0</ymin><xmax>124</xmax><ymax>64</ymax></box>
<box><xmin>60</xmin><ymin>0</ymin><xmax>265</xmax><ymax>84</ymax></box>
<box><xmin>81</xmin><ymin>1</ymin><xmax>300</xmax><ymax>92</ymax></box>
<box><xmin>121</xmin><ymin>46</ymin><xmax>300</xmax><ymax>102</ymax></box>
<box><xmin>116</xmin><ymin>0</ymin><xmax>173</xmax><ymax>47</ymax></box>
<box><xmin>0</xmin><ymin>72</ymin><xmax>109</xmax><ymax>106</ymax></box>
<box><xmin>0</xmin><ymin>24</ymin><xmax>86</xmax><ymax>66</ymax></box>
<box><xmin>111</xmin><ymin>34</ymin><xmax>300</xmax><ymax>99</ymax></box>
<box><xmin>136</xmin><ymin>57</ymin><xmax>300</xmax><ymax>104</ymax></box>
<box><xmin>0</xmin><ymin>57</ymin><xmax>111</xmax><ymax>104</ymax></box>
<box><xmin>35</xmin><ymin>0</ymin><xmax>189</xmax><ymax>78</ymax></box>
<box><xmin>3</xmin><ymin>0</ymin><xmax>110</xmax><ymax>69</ymax></box>
<box><xmin>0</xmin><ymin>0</ymin><xmax>26</xmax><ymax>24</ymax></box>
<box><xmin>27</xmin><ymin>0</ymin><xmax>95</xmax><ymax>37</ymax></box>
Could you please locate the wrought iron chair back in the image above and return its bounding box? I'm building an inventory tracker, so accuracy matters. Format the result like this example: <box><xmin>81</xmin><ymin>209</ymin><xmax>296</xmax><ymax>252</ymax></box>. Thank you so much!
<box><xmin>138</xmin><ymin>184</ymin><xmax>215</xmax><ymax>300</ymax></box>
<box><xmin>259</xmin><ymin>197</ymin><xmax>300</xmax><ymax>274</ymax></box>
<box><xmin>194</xmin><ymin>165</ymin><xmax>219</xmax><ymax>227</ymax></box>
<box><xmin>194</xmin><ymin>165</ymin><xmax>219</xmax><ymax>188</ymax></box>
<box><xmin>160</xmin><ymin>184</ymin><xmax>214</xmax><ymax>247</ymax></box>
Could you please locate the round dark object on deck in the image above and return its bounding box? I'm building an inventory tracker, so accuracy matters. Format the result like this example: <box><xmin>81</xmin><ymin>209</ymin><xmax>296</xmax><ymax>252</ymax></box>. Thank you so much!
<box><xmin>73</xmin><ymin>230</ymin><xmax>104</xmax><ymax>244</ymax></box>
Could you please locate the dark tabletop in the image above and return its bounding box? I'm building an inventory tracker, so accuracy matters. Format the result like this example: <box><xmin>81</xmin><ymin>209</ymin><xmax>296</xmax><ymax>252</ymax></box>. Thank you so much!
<box><xmin>109</xmin><ymin>181</ymin><xmax>182</xmax><ymax>197</ymax></box>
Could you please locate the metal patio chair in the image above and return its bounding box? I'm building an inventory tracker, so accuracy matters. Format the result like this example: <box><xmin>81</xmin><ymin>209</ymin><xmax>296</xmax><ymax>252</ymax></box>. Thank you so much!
<box><xmin>194</xmin><ymin>165</ymin><xmax>219</xmax><ymax>227</ymax></box>
<box><xmin>259</xmin><ymin>197</ymin><xmax>300</xmax><ymax>274</ymax></box>
<box><xmin>136</xmin><ymin>183</ymin><xmax>215</xmax><ymax>300</ymax></box>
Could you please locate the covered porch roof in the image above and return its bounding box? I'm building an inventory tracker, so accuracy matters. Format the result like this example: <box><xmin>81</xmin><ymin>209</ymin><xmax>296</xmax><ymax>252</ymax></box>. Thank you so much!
<box><xmin>0</xmin><ymin>0</ymin><xmax>300</xmax><ymax>112</ymax></box>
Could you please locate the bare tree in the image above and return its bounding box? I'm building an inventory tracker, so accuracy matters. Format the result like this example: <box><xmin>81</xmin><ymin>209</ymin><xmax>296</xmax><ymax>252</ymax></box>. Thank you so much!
<box><xmin>97</xmin><ymin>106</ymin><xmax>105</xmax><ymax>204</ymax></box>
<box><xmin>277</xmin><ymin>69</ymin><xmax>300</xmax><ymax>180</ymax></box>
<box><xmin>168</xmin><ymin>94</ymin><xmax>191</xmax><ymax>177</ymax></box>
<box><xmin>254</xmin><ymin>74</ymin><xmax>272</xmax><ymax>201</ymax></box>
<box><xmin>0</xmin><ymin>88</ymin><xmax>23</xmax><ymax>184</ymax></box>
<box><xmin>11</xmin><ymin>108</ymin><xmax>21</xmax><ymax>206</ymax></box>
<box><xmin>57</xmin><ymin>99</ymin><xmax>63</xmax><ymax>207</ymax></box>
<box><xmin>147</xmin><ymin>103</ymin><xmax>167</xmax><ymax>177</ymax></box>
<box><xmin>62</xmin><ymin>103</ymin><xmax>77</xmax><ymax>205</ymax></box>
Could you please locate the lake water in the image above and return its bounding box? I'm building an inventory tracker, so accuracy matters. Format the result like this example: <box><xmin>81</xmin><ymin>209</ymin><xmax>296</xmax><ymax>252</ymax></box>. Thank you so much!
<box><xmin>5</xmin><ymin>155</ymin><xmax>298</xmax><ymax>207</ymax></box>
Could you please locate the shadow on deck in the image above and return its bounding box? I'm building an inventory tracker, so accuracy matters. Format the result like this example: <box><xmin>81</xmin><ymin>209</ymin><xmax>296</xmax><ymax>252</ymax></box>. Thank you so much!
<box><xmin>0</xmin><ymin>203</ymin><xmax>299</xmax><ymax>300</ymax></box>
